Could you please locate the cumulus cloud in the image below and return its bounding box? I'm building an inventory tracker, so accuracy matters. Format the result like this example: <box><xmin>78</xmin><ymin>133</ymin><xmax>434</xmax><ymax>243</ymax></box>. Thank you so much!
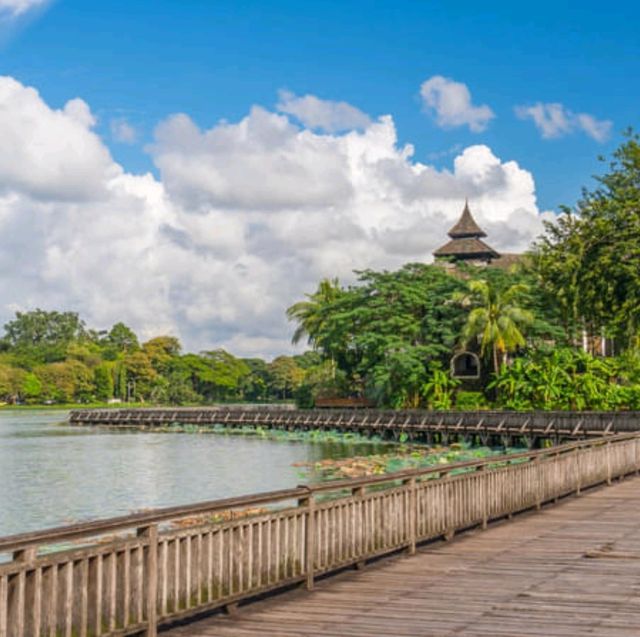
<box><xmin>0</xmin><ymin>77</ymin><xmax>117</xmax><ymax>201</ymax></box>
<box><xmin>110</xmin><ymin>117</ymin><xmax>138</xmax><ymax>144</ymax></box>
<box><xmin>420</xmin><ymin>75</ymin><xmax>495</xmax><ymax>132</ymax></box>
<box><xmin>151</xmin><ymin>107</ymin><xmax>354</xmax><ymax>211</ymax></box>
<box><xmin>276</xmin><ymin>90</ymin><xmax>372</xmax><ymax>132</ymax></box>
<box><xmin>515</xmin><ymin>102</ymin><xmax>612</xmax><ymax>142</ymax></box>
<box><xmin>0</xmin><ymin>76</ymin><xmax>549</xmax><ymax>357</ymax></box>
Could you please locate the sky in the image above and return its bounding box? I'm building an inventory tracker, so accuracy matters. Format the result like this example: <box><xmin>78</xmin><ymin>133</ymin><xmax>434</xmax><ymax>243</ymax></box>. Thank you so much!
<box><xmin>0</xmin><ymin>0</ymin><xmax>638</xmax><ymax>357</ymax></box>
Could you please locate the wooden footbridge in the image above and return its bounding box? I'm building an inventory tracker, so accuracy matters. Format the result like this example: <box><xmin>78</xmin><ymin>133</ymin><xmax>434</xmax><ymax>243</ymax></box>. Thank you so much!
<box><xmin>69</xmin><ymin>407</ymin><xmax>640</xmax><ymax>447</ymax></box>
<box><xmin>2</xmin><ymin>430</ymin><xmax>640</xmax><ymax>636</ymax></box>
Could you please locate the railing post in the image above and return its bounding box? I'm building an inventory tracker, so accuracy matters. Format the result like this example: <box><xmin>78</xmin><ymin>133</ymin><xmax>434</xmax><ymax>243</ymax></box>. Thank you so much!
<box><xmin>607</xmin><ymin>441</ymin><xmax>612</xmax><ymax>485</ymax></box>
<box><xmin>12</xmin><ymin>546</ymin><xmax>37</xmax><ymax>563</ymax></box>
<box><xmin>403</xmin><ymin>477</ymin><xmax>417</xmax><ymax>555</ymax></box>
<box><xmin>137</xmin><ymin>524</ymin><xmax>158</xmax><ymax>637</ymax></box>
<box><xmin>575</xmin><ymin>447</ymin><xmax>581</xmax><ymax>496</ymax></box>
<box><xmin>553</xmin><ymin>451</ymin><xmax>561</xmax><ymax>503</ymax></box>
<box><xmin>298</xmin><ymin>490</ymin><xmax>315</xmax><ymax>590</ymax></box>
<box><xmin>6</xmin><ymin>547</ymin><xmax>36</xmax><ymax>637</ymax></box>
<box><xmin>533</xmin><ymin>456</ymin><xmax>542</xmax><ymax>511</ymax></box>
<box><xmin>351</xmin><ymin>487</ymin><xmax>366</xmax><ymax>570</ymax></box>
<box><xmin>476</xmin><ymin>465</ymin><xmax>488</xmax><ymax>530</ymax></box>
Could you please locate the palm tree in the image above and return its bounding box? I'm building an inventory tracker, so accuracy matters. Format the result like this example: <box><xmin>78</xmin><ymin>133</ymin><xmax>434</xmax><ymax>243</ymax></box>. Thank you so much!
<box><xmin>456</xmin><ymin>279</ymin><xmax>533</xmax><ymax>375</ymax></box>
<box><xmin>286</xmin><ymin>278</ymin><xmax>341</xmax><ymax>347</ymax></box>
<box><xmin>286</xmin><ymin>278</ymin><xmax>342</xmax><ymax>380</ymax></box>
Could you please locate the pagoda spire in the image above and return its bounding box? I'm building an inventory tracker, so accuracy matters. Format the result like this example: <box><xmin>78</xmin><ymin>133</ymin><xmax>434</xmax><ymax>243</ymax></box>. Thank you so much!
<box><xmin>447</xmin><ymin>198</ymin><xmax>487</xmax><ymax>239</ymax></box>
<box><xmin>433</xmin><ymin>200</ymin><xmax>499</xmax><ymax>264</ymax></box>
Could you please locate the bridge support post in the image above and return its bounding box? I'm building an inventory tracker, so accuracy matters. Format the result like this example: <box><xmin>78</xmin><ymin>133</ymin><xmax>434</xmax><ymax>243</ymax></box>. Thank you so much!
<box><xmin>137</xmin><ymin>524</ymin><xmax>158</xmax><ymax>637</ymax></box>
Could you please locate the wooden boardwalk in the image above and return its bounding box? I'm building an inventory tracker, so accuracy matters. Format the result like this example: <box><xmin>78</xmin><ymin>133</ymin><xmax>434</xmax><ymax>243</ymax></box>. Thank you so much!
<box><xmin>70</xmin><ymin>407</ymin><xmax>640</xmax><ymax>447</ymax></box>
<box><xmin>166</xmin><ymin>477</ymin><xmax>640</xmax><ymax>637</ymax></box>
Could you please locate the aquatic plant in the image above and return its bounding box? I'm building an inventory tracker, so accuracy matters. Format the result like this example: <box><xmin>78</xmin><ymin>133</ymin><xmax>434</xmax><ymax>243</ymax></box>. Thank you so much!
<box><xmin>294</xmin><ymin>442</ymin><xmax>513</xmax><ymax>482</ymax></box>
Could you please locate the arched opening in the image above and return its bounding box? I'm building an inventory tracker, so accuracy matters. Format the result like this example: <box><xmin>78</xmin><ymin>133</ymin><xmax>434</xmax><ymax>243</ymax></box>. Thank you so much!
<box><xmin>450</xmin><ymin>352</ymin><xmax>481</xmax><ymax>379</ymax></box>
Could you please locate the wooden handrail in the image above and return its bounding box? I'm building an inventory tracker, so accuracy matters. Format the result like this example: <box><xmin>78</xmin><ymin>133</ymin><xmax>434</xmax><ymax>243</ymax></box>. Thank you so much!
<box><xmin>1</xmin><ymin>431</ymin><xmax>634</xmax><ymax>553</ymax></box>
<box><xmin>0</xmin><ymin>487</ymin><xmax>307</xmax><ymax>553</ymax></box>
<box><xmin>2</xmin><ymin>430</ymin><xmax>639</xmax><ymax>636</ymax></box>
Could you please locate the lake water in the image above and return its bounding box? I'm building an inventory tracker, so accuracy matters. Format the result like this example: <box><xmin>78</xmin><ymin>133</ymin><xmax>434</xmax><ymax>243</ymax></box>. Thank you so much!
<box><xmin>0</xmin><ymin>410</ymin><xmax>387</xmax><ymax>537</ymax></box>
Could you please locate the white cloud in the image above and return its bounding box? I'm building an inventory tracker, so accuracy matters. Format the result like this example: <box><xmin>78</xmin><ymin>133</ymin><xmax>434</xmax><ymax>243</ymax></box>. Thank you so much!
<box><xmin>420</xmin><ymin>75</ymin><xmax>495</xmax><ymax>132</ymax></box>
<box><xmin>110</xmin><ymin>118</ymin><xmax>138</xmax><ymax>144</ymax></box>
<box><xmin>515</xmin><ymin>102</ymin><xmax>612</xmax><ymax>142</ymax></box>
<box><xmin>0</xmin><ymin>77</ymin><xmax>117</xmax><ymax>201</ymax></box>
<box><xmin>0</xmin><ymin>0</ymin><xmax>47</xmax><ymax>17</ymax></box>
<box><xmin>0</xmin><ymin>76</ymin><xmax>549</xmax><ymax>357</ymax></box>
<box><xmin>575</xmin><ymin>113</ymin><xmax>612</xmax><ymax>143</ymax></box>
<box><xmin>276</xmin><ymin>90</ymin><xmax>372</xmax><ymax>132</ymax></box>
<box><xmin>151</xmin><ymin>107</ymin><xmax>353</xmax><ymax>211</ymax></box>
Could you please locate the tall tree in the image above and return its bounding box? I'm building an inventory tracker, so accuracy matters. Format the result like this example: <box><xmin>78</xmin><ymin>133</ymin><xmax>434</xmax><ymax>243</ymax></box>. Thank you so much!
<box><xmin>105</xmin><ymin>323</ymin><xmax>140</xmax><ymax>354</ymax></box>
<box><xmin>533</xmin><ymin>131</ymin><xmax>640</xmax><ymax>351</ymax></box>
<box><xmin>2</xmin><ymin>310</ymin><xmax>86</xmax><ymax>362</ymax></box>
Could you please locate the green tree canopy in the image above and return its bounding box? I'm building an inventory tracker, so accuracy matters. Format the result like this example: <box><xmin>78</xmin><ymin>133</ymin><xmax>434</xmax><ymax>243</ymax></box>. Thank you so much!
<box><xmin>533</xmin><ymin>131</ymin><xmax>640</xmax><ymax>350</ymax></box>
<box><xmin>105</xmin><ymin>322</ymin><xmax>140</xmax><ymax>354</ymax></box>
<box><xmin>2</xmin><ymin>309</ymin><xmax>86</xmax><ymax>363</ymax></box>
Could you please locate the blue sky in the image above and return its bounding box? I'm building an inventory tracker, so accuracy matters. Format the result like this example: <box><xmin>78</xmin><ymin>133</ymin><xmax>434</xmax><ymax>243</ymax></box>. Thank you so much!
<box><xmin>4</xmin><ymin>0</ymin><xmax>638</xmax><ymax>210</ymax></box>
<box><xmin>0</xmin><ymin>1</ymin><xmax>638</xmax><ymax>355</ymax></box>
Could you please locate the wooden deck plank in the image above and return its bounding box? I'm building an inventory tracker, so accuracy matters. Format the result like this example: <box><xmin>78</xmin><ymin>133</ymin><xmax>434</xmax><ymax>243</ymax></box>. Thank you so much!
<box><xmin>164</xmin><ymin>478</ymin><xmax>640</xmax><ymax>636</ymax></box>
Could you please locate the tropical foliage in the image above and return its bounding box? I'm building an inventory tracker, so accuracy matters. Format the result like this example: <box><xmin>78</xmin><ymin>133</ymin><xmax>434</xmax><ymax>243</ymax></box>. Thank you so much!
<box><xmin>490</xmin><ymin>348</ymin><xmax>640</xmax><ymax>411</ymax></box>
<box><xmin>456</xmin><ymin>279</ymin><xmax>533</xmax><ymax>374</ymax></box>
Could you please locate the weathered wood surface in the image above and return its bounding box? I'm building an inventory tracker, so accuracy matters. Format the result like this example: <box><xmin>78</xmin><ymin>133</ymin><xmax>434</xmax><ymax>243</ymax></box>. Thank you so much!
<box><xmin>1</xmin><ymin>433</ymin><xmax>639</xmax><ymax>636</ymax></box>
<box><xmin>168</xmin><ymin>477</ymin><xmax>640</xmax><ymax>636</ymax></box>
<box><xmin>69</xmin><ymin>407</ymin><xmax>640</xmax><ymax>445</ymax></box>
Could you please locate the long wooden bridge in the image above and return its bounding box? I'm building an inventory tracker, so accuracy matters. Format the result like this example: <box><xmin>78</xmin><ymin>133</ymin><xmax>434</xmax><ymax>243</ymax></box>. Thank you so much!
<box><xmin>69</xmin><ymin>407</ymin><xmax>640</xmax><ymax>447</ymax></box>
<box><xmin>1</xmin><ymin>431</ymin><xmax>640</xmax><ymax>636</ymax></box>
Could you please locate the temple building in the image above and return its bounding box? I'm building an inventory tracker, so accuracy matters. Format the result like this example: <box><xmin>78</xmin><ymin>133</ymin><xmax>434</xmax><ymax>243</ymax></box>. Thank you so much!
<box><xmin>433</xmin><ymin>200</ymin><xmax>500</xmax><ymax>265</ymax></box>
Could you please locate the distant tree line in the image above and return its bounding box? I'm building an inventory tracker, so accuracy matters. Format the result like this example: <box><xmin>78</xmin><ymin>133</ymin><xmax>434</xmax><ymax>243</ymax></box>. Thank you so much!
<box><xmin>0</xmin><ymin>311</ymin><xmax>316</xmax><ymax>405</ymax></box>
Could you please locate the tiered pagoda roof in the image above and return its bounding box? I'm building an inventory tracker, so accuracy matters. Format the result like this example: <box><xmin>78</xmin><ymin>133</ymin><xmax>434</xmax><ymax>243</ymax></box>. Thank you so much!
<box><xmin>433</xmin><ymin>201</ymin><xmax>500</xmax><ymax>263</ymax></box>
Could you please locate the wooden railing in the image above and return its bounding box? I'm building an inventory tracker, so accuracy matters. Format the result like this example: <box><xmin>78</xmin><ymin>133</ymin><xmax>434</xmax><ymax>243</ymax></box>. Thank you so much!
<box><xmin>2</xmin><ymin>433</ymin><xmax>640</xmax><ymax>636</ymax></box>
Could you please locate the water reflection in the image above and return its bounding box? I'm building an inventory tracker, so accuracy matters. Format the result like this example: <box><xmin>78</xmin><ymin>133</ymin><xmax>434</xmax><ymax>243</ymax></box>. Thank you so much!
<box><xmin>0</xmin><ymin>410</ymin><xmax>389</xmax><ymax>536</ymax></box>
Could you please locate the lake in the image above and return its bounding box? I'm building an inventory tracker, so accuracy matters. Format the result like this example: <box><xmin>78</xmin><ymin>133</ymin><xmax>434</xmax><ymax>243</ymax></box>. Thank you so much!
<box><xmin>0</xmin><ymin>410</ymin><xmax>387</xmax><ymax>537</ymax></box>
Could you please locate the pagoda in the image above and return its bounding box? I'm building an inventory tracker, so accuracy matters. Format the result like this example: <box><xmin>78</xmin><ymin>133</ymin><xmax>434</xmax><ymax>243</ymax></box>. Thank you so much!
<box><xmin>433</xmin><ymin>200</ymin><xmax>500</xmax><ymax>264</ymax></box>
